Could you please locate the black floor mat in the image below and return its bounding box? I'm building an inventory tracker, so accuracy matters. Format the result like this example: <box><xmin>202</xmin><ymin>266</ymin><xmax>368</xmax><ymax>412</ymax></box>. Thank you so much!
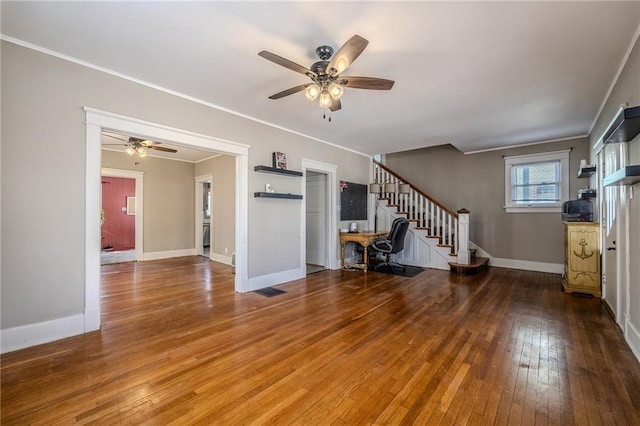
<box><xmin>253</xmin><ymin>287</ymin><xmax>287</xmax><ymax>297</ymax></box>
<box><xmin>373</xmin><ymin>264</ymin><xmax>425</xmax><ymax>277</ymax></box>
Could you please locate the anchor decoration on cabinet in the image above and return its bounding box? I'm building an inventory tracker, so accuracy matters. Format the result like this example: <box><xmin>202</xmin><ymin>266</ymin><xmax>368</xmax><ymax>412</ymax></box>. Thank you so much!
<box><xmin>573</xmin><ymin>238</ymin><xmax>594</xmax><ymax>260</ymax></box>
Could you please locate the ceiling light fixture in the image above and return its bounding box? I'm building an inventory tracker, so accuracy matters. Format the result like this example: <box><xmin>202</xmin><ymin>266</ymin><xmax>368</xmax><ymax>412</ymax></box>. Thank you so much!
<box><xmin>328</xmin><ymin>82</ymin><xmax>344</xmax><ymax>100</ymax></box>
<box><xmin>136</xmin><ymin>146</ymin><xmax>147</xmax><ymax>158</ymax></box>
<box><xmin>318</xmin><ymin>91</ymin><xmax>331</xmax><ymax>108</ymax></box>
<box><xmin>124</xmin><ymin>143</ymin><xmax>147</xmax><ymax>158</ymax></box>
<box><xmin>305</xmin><ymin>84</ymin><xmax>320</xmax><ymax>101</ymax></box>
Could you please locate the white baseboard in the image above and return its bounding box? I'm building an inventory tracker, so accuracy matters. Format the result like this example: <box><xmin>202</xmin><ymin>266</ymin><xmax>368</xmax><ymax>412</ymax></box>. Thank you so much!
<box><xmin>209</xmin><ymin>252</ymin><xmax>233</xmax><ymax>265</ymax></box>
<box><xmin>624</xmin><ymin>313</ymin><xmax>640</xmax><ymax>363</ymax></box>
<box><xmin>468</xmin><ymin>242</ymin><xmax>563</xmax><ymax>274</ymax></box>
<box><xmin>489</xmin><ymin>257</ymin><xmax>564</xmax><ymax>274</ymax></box>
<box><xmin>1</xmin><ymin>314</ymin><xmax>86</xmax><ymax>354</ymax></box>
<box><xmin>84</xmin><ymin>307</ymin><xmax>101</xmax><ymax>332</ymax></box>
<box><xmin>245</xmin><ymin>268</ymin><xmax>305</xmax><ymax>293</ymax></box>
<box><xmin>142</xmin><ymin>248</ymin><xmax>196</xmax><ymax>261</ymax></box>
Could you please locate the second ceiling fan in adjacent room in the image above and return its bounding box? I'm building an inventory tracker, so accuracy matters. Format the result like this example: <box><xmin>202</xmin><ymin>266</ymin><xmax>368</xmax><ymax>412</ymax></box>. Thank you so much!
<box><xmin>103</xmin><ymin>132</ymin><xmax>178</xmax><ymax>158</ymax></box>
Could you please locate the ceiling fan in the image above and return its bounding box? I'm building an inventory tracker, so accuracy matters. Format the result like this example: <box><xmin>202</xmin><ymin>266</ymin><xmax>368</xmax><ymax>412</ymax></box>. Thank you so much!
<box><xmin>103</xmin><ymin>132</ymin><xmax>177</xmax><ymax>158</ymax></box>
<box><xmin>258</xmin><ymin>35</ymin><xmax>394</xmax><ymax>115</ymax></box>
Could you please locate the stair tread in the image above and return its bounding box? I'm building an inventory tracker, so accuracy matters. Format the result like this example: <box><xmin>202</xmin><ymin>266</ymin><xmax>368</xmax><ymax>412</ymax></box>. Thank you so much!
<box><xmin>448</xmin><ymin>257</ymin><xmax>489</xmax><ymax>275</ymax></box>
<box><xmin>448</xmin><ymin>257</ymin><xmax>489</xmax><ymax>268</ymax></box>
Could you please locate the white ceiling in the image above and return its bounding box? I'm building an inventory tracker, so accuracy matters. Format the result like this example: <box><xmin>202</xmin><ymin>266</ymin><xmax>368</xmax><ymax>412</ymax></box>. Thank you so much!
<box><xmin>2</xmin><ymin>1</ymin><xmax>639</xmax><ymax>156</ymax></box>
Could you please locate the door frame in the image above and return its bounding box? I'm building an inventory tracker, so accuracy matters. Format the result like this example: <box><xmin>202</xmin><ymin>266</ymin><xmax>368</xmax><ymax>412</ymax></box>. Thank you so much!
<box><xmin>305</xmin><ymin>171</ymin><xmax>328</xmax><ymax>268</ymax></box>
<box><xmin>597</xmin><ymin>139</ymin><xmax>630</xmax><ymax>326</ymax></box>
<box><xmin>101</xmin><ymin>168</ymin><xmax>144</xmax><ymax>261</ymax></box>
<box><xmin>195</xmin><ymin>174</ymin><xmax>213</xmax><ymax>258</ymax></box>
<box><xmin>85</xmin><ymin>107</ymin><xmax>249</xmax><ymax>333</ymax></box>
<box><xmin>300</xmin><ymin>159</ymin><xmax>338</xmax><ymax>270</ymax></box>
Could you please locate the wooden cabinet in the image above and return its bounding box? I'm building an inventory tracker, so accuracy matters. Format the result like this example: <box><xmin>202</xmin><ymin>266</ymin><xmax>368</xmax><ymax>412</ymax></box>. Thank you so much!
<box><xmin>563</xmin><ymin>222</ymin><xmax>600</xmax><ymax>296</ymax></box>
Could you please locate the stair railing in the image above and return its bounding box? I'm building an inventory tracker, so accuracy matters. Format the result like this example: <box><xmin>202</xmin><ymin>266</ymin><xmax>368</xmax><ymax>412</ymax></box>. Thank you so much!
<box><xmin>372</xmin><ymin>160</ymin><xmax>462</xmax><ymax>255</ymax></box>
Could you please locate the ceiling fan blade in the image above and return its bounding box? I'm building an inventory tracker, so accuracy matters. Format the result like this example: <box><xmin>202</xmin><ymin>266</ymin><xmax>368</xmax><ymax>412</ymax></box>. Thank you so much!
<box><xmin>268</xmin><ymin>84</ymin><xmax>312</xmax><ymax>100</ymax></box>
<box><xmin>326</xmin><ymin>35</ymin><xmax>368</xmax><ymax>76</ymax></box>
<box><xmin>258</xmin><ymin>51</ymin><xmax>317</xmax><ymax>78</ymax></box>
<box><xmin>328</xmin><ymin>97</ymin><xmax>341</xmax><ymax>112</ymax></box>
<box><xmin>149</xmin><ymin>146</ymin><xmax>177</xmax><ymax>153</ymax></box>
<box><xmin>340</xmin><ymin>76</ymin><xmax>395</xmax><ymax>90</ymax></box>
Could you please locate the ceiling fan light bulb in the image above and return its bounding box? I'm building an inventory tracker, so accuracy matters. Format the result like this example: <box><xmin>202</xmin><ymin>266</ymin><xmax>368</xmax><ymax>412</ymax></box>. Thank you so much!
<box><xmin>319</xmin><ymin>92</ymin><xmax>331</xmax><ymax>108</ymax></box>
<box><xmin>137</xmin><ymin>147</ymin><xmax>147</xmax><ymax>157</ymax></box>
<box><xmin>328</xmin><ymin>83</ymin><xmax>344</xmax><ymax>100</ymax></box>
<box><xmin>125</xmin><ymin>146</ymin><xmax>136</xmax><ymax>156</ymax></box>
<box><xmin>305</xmin><ymin>84</ymin><xmax>320</xmax><ymax>101</ymax></box>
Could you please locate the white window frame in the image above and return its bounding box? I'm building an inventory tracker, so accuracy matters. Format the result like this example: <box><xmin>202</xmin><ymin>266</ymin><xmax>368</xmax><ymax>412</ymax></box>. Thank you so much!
<box><xmin>504</xmin><ymin>150</ymin><xmax>570</xmax><ymax>213</ymax></box>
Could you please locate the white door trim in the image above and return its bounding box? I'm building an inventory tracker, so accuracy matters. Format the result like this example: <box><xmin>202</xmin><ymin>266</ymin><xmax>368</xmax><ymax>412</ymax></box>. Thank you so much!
<box><xmin>85</xmin><ymin>107</ymin><xmax>250</xmax><ymax>332</ymax></box>
<box><xmin>306</xmin><ymin>173</ymin><xmax>327</xmax><ymax>267</ymax></box>
<box><xmin>301</xmin><ymin>159</ymin><xmax>338</xmax><ymax>270</ymax></box>
<box><xmin>101</xmin><ymin>168</ymin><xmax>144</xmax><ymax>261</ymax></box>
<box><xmin>195</xmin><ymin>174</ymin><xmax>213</xmax><ymax>258</ymax></box>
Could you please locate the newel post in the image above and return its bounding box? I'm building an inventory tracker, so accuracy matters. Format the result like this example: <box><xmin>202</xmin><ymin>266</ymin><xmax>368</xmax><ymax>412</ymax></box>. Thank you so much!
<box><xmin>457</xmin><ymin>208</ymin><xmax>471</xmax><ymax>265</ymax></box>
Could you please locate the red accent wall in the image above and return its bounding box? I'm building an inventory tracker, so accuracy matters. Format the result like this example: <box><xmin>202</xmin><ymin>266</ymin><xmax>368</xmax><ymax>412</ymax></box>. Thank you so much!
<box><xmin>101</xmin><ymin>177</ymin><xmax>135</xmax><ymax>251</ymax></box>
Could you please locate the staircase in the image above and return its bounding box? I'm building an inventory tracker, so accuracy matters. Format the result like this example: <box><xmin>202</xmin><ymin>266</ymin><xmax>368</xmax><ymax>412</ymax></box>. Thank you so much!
<box><xmin>372</xmin><ymin>160</ymin><xmax>489</xmax><ymax>274</ymax></box>
<box><xmin>448</xmin><ymin>249</ymin><xmax>489</xmax><ymax>275</ymax></box>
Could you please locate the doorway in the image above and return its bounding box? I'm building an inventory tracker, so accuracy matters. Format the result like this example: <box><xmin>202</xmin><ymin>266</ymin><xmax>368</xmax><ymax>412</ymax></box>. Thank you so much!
<box><xmin>85</xmin><ymin>107</ymin><xmax>250</xmax><ymax>333</ymax></box>
<box><xmin>195</xmin><ymin>175</ymin><xmax>213</xmax><ymax>259</ymax></box>
<box><xmin>301</xmin><ymin>159</ymin><xmax>338</xmax><ymax>273</ymax></box>
<box><xmin>101</xmin><ymin>176</ymin><xmax>136</xmax><ymax>264</ymax></box>
<box><xmin>101</xmin><ymin>167</ymin><xmax>144</xmax><ymax>264</ymax></box>
<box><xmin>306</xmin><ymin>171</ymin><xmax>328</xmax><ymax>274</ymax></box>
<box><xmin>599</xmin><ymin>141</ymin><xmax>629</xmax><ymax>325</ymax></box>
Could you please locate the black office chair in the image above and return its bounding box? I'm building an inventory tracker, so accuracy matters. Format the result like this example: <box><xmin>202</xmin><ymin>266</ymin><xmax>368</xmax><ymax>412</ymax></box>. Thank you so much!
<box><xmin>369</xmin><ymin>217</ymin><xmax>410</xmax><ymax>271</ymax></box>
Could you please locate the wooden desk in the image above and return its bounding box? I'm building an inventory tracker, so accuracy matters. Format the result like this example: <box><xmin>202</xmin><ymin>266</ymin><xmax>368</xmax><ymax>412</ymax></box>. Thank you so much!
<box><xmin>340</xmin><ymin>231</ymin><xmax>387</xmax><ymax>272</ymax></box>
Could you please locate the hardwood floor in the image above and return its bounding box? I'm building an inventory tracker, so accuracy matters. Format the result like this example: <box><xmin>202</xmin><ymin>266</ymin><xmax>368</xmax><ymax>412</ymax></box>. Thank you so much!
<box><xmin>2</xmin><ymin>257</ymin><xmax>639</xmax><ymax>425</ymax></box>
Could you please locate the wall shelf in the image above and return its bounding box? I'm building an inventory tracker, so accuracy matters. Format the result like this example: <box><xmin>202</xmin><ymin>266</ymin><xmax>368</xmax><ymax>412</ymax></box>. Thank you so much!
<box><xmin>254</xmin><ymin>165</ymin><xmax>303</xmax><ymax>177</ymax></box>
<box><xmin>603</xmin><ymin>105</ymin><xmax>640</xmax><ymax>144</ymax></box>
<box><xmin>603</xmin><ymin>165</ymin><xmax>640</xmax><ymax>187</ymax></box>
<box><xmin>577</xmin><ymin>166</ymin><xmax>596</xmax><ymax>178</ymax></box>
<box><xmin>254</xmin><ymin>192</ymin><xmax>303</xmax><ymax>200</ymax></box>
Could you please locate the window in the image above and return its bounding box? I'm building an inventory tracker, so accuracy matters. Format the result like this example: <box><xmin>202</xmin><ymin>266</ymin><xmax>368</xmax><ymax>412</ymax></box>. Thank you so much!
<box><xmin>504</xmin><ymin>150</ymin><xmax>569</xmax><ymax>213</ymax></box>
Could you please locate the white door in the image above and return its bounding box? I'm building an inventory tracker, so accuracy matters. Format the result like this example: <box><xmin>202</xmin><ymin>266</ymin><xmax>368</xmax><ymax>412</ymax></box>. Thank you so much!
<box><xmin>306</xmin><ymin>173</ymin><xmax>327</xmax><ymax>267</ymax></box>
<box><xmin>601</xmin><ymin>145</ymin><xmax>620</xmax><ymax>321</ymax></box>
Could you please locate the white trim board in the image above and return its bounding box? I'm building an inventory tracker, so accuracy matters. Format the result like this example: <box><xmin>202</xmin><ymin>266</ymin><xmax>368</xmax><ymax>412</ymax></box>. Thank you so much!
<box><xmin>209</xmin><ymin>253</ymin><xmax>233</xmax><ymax>266</ymax></box>
<box><xmin>246</xmin><ymin>268</ymin><xmax>305</xmax><ymax>293</ymax></box>
<box><xmin>489</xmin><ymin>258</ymin><xmax>564</xmax><ymax>274</ymax></box>
<box><xmin>142</xmin><ymin>249</ymin><xmax>197</xmax><ymax>261</ymax></box>
<box><xmin>624</xmin><ymin>313</ymin><xmax>640</xmax><ymax>363</ymax></box>
<box><xmin>1</xmin><ymin>314</ymin><xmax>85</xmax><ymax>354</ymax></box>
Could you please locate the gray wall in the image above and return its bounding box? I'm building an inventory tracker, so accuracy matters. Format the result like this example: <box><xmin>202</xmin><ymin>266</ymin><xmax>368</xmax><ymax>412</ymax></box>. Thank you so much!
<box><xmin>102</xmin><ymin>150</ymin><xmax>196</xmax><ymax>252</ymax></box>
<box><xmin>195</xmin><ymin>155</ymin><xmax>236</xmax><ymax>258</ymax></box>
<box><xmin>386</xmin><ymin>138</ymin><xmax>590</xmax><ymax>263</ymax></box>
<box><xmin>1</xmin><ymin>41</ymin><xmax>371</xmax><ymax>330</ymax></box>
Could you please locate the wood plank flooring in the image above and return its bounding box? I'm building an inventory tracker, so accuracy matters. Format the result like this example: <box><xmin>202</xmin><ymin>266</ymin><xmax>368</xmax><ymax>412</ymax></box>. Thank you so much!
<box><xmin>2</xmin><ymin>257</ymin><xmax>639</xmax><ymax>425</ymax></box>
